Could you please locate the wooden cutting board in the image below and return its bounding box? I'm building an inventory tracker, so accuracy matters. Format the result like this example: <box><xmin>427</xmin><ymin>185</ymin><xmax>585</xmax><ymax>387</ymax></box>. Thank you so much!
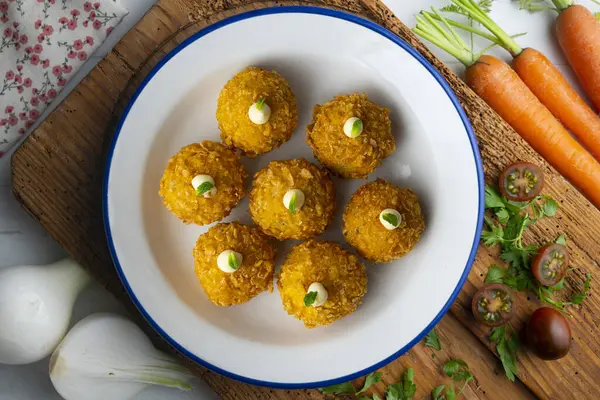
<box><xmin>10</xmin><ymin>0</ymin><xmax>600</xmax><ymax>398</ymax></box>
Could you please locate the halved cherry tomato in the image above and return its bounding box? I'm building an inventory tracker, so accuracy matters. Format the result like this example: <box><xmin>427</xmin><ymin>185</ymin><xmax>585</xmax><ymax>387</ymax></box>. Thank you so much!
<box><xmin>532</xmin><ymin>244</ymin><xmax>568</xmax><ymax>287</ymax></box>
<box><xmin>499</xmin><ymin>162</ymin><xmax>544</xmax><ymax>201</ymax></box>
<box><xmin>471</xmin><ymin>283</ymin><xmax>515</xmax><ymax>327</ymax></box>
<box><xmin>526</xmin><ymin>307</ymin><xmax>571</xmax><ymax>360</ymax></box>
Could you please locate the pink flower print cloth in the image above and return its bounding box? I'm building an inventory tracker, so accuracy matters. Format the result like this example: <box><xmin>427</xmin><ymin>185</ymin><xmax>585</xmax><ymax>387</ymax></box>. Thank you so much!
<box><xmin>0</xmin><ymin>0</ymin><xmax>128</xmax><ymax>157</ymax></box>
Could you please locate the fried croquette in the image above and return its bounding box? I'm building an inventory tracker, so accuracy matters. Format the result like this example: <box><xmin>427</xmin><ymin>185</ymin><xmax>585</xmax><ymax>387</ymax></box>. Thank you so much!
<box><xmin>343</xmin><ymin>179</ymin><xmax>425</xmax><ymax>263</ymax></box>
<box><xmin>249</xmin><ymin>159</ymin><xmax>336</xmax><ymax>240</ymax></box>
<box><xmin>193</xmin><ymin>222</ymin><xmax>276</xmax><ymax>306</ymax></box>
<box><xmin>216</xmin><ymin>67</ymin><xmax>298</xmax><ymax>157</ymax></box>
<box><xmin>306</xmin><ymin>93</ymin><xmax>395</xmax><ymax>179</ymax></box>
<box><xmin>159</xmin><ymin>141</ymin><xmax>247</xmax><ymax>225</ymax></box>
<box><xmin>278</xmin><ymin>240</ymin><xmax>367</xmax><ymax>328</ymax></box>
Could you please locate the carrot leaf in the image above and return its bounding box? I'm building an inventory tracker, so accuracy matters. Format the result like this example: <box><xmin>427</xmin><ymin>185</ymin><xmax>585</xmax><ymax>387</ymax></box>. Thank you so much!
<box><xmin>518</xmin><ymin>0</ymin><xmax>559</xmax><ymax>13</ymax></box>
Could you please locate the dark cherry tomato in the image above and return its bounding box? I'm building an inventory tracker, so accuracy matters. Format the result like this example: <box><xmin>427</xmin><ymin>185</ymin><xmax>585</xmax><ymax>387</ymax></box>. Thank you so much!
<box><xmin>526</xmin><ymin>307</ymin><xmax>571</xmax><ymax>360</ymax></box>
<box><xmin>531</xmin><ymin>244</ymin><xmax>568</xmax><ymax>287</ymax></box>
<box><xmin>499</xmin><ymin>162</ymin><xmax>544</xmax><ymax>201</ymax></box>
<box><xmin>471</xmin><ymin>283</ymin><xmax>515</xmax><ymax>327</ymax></box>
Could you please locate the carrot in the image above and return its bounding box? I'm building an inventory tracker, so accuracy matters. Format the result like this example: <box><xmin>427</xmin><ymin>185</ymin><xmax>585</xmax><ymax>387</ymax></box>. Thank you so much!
<box><xmin>466</xmin><ymin>55</ymin><xmax>600</xmax><ymax>209</ymax></box>
<box><xmin>438</xmin><ymin>0</ymin><xmax>600</xmax><ymax>163</ymax></box>
<box><xmin>553</xmin><ymin>2</ymin><xmax>600</xmax><ymax>112</ymax></box>
<box><xmin>512</xmin><ymin>48</ymin><xmax>600</xmax><ymax>162</ymax></box>
<box><xmin>414</xmin><ymin>7</ymin><xmax>600</xmax><ymax>209</ymax></box>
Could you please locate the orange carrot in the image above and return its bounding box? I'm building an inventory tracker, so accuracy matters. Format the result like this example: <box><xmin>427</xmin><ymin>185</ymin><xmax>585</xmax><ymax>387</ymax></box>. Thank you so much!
<box><xmin>554</xmin><ymin>4</ymin><xmax>600</xmax><ymax>113</ymax></box>
<box><xmin>466</xmin><ymin>55</ymin><xmax>600</xmax><ymax>209</ymax></box>
<box><xmin>512</xmin><ymin>50</ymin><xmax>600</xmax><ymax>162</ymax></box>
<box><xmin>414</xmin><ymin>8</ymin><xmax>600</xmax><ymax>208</ymax></box>
<box><xmin>441</xmin><ymin>0</ymin><xmax>600</xmax><ymax>163</ymax></box>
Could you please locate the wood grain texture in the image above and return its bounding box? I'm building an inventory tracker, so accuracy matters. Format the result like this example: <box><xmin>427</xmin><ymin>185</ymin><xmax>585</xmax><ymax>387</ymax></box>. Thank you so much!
<box><xmin>9</xmin><ymin>0</ymin><xmax>600</xmax><ymax>399</ymax></box>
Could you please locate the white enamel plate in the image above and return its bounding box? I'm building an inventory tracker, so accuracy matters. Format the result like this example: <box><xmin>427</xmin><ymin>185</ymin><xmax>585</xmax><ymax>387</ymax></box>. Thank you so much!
<box><xmin>104</xmin><ymin>6</ymin><xmax>484</xmax><ymax>388</ymax></box>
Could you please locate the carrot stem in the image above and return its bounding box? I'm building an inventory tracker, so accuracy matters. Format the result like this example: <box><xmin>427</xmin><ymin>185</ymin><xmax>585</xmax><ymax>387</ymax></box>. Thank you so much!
<box><xmin>423</xmin><ymin>11</ymin><xmax>500</xmax><ymax>43</ymax></box>
<box><xmin>414</xmin><ymin>10</ymin><xmax>475</xmax><ymax>66</ymax></box>
<box><xmin>452</xmin><ymin>0</ymin><xmax>523</xmax><ymax>56</ymax></box>
<box><xmin>551</xmin><ymin>0</ymin><xmax>574</xmax><ymax>12</ymax></box>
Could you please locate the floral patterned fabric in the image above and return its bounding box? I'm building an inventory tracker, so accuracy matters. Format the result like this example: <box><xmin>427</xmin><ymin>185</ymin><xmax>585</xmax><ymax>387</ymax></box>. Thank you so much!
<box><xmin>0</xmin><ymin>0</ymin><xmax>128</xmax><ymax>157</ymax></box>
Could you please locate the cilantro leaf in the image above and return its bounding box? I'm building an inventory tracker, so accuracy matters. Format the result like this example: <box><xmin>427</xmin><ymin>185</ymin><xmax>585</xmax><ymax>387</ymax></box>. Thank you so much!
<box><xmin>543</xmin><ymin>198</ymin><xmax>558</xmax><ymax>217</ymax></box>
<box><xmin>485</xmin><ymin>264</ymin><xmax>507</xmax><ymax>284</ymax></box>
<box><xmin>431</xmin><ymin>385</ymin><xmax>445</xmax><ymax>400</ymax></box>
<box><xmin>424</xmin><ymin>328</ymin><xmax>441</xmax><ymax>351</ymax></box>
<box><xmin>304</xmin><ymin>291</ymin><xmax>317</xmax><ymax>307</ymax></box>
<box><xmin>319</xmin><ymin>381</ymin><xmax>355</xmax><ymax>395</ymax></box>
<box><xmin>555</xmin><ymin>234</ymin><xmax>567</xmax><ymax>245</ymax></box>
<box><xmin>572</xmin><ymin>273</ymin><xmax>592</xmax><ymax>305</ymax></box>
<box><xmin>382</xmin><ymin>213</ymin><xmax>399</xmax><ymax>227</ymax></box>
<box><xmin>357</xmin><ymin>371</ymin><xmax>382</xmax><ymax>394</ymax></box>
<box><xmin>196</xmin><ymin>181</ymin><xmax>214</xmax><ymax>196</ymax></box>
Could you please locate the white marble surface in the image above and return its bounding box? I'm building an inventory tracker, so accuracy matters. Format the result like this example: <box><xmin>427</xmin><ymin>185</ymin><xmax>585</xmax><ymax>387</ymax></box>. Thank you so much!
<box><xmin>1</xmin><ymin>0</ymin><xmax>599</xmax><ymax>398</ymax></box>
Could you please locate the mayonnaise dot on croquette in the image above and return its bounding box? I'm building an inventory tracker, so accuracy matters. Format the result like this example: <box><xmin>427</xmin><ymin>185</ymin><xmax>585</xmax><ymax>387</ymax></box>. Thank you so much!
<box><xmin>283</xmin><ymin>189</ymin><xmax>305</xmax><ymax>214</ymax></box>
<box><xmin>217</xmin><ymin>250</ymin><xmax>242</xmax><ymax>273</ymax></box>
<box><xmin>305</xmin><ymin>282</ymin><xmax>328</xmax><ymax>307</ymax></box>
<box><xmin>343</xmin><ymin>117</ymin><xmax>363</xmax><ymax>138</ymax></box>
<box><xmin>379</xmin><ymin>208</ymin><xmax>402</xmax><ymax>230</ymax></box>
<box><xmin>191</xmin><ymin>174</ymin><xmax>217</xmax><ymax>198</ymax></box>
<box><xmin>248</xmin><ymin>98</ymin><xmax>271</xmax><ymax>125</ymax></box>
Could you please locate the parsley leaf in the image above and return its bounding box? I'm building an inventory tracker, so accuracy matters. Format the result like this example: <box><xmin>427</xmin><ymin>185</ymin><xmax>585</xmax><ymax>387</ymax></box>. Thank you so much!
<box><xmin>548</xmin><ymin>278</ymin><xmax>565</xmax><ymax>292</ymax></box>
<box><xmin>555</xmin><ymin>234</ymin><xmax>567</xmax><ymax>245</ymax></box>
<box><xmin>319</xmin><ymin>381</ymin><xmax>356</xmax><ymax>395</ymax></box>
<box><xmin>196</xmin><ymin>181</ymin><xmax>214</xmax><ymax>196</ymax></box>
<box><xmin>382</xmin><ymin>213</ymin><xmax>399</xmax><ymax>227</ymax></box>
<box><xmin>485</xmin><ymin>184</ymin><xmax>505</xmax><ymax>209</ymax></box>
<box><xmin>432</xmin><ymin>385</ymin><xmax>445</xmax><ymax>400</ymax></box>
<box><xmin>490</xmin><ymin>324</ymin><xmax>519</xmax><ymax>382</ymax></box>
<box><xmin>304</xmin><ymin>291</ymin><xmax>317</xmax><ymax>307</ymax></box>
<box><xmin>484</xmin><ymin>264</ymin><xmax>507</xmax><ymax>284</ymax></box>
<box><xmin>385</xmin><ymin>367</ymin><xmax>416</xmax><ymax>400</ymax></box>
<box><xmin>357</xmin><ymin>371</ymin><xmax>382</xmax><ymax>394</ymax></box>
<box><xmin>402</xmin><ymin>367</ymin><xmax>417</xmax><ymax>399</ymax></box>
<box><xmin>572</xmin><ymin>273</ymin><xmax>592</xmax><ymax>305</ymax></box>
<box><xmin>542</xmin><ymin>198</ymin><xmax>558</xmax><ymax>217</ymax></box>
<box><xmin>443</xmin><ymin>359</ymin><xmax>469</xmax><ymax>378</ymax></box>
<box><xmin>495</xmin><ymin>208</ymin><xmax>510</xmax><ymax>224</ymax></box>
<box><xmin>424</xmin><ymin>328</ymin><xmax>441</xmax><ymax>351</ymax></box>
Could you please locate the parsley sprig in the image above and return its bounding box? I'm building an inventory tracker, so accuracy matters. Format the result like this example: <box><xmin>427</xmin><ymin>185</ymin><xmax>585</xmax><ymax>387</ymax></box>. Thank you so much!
<box><xmin>319</xmin><ymin>371</ymin><xmax>382</xmax><ymax>398</ymax></box>
<box><xmin>481</xmin><ymin>185</ymin><xmax>575</xmax><ymax>309</ymax></box>
<box><xmin>489</xmin><ymin>324</ymin><xmax>519</xmax><ymax>382</ymax></box>
<box><xmin>319</xmin><ymin>368</ymin><xmax>416</xmax><ymax>400</ymax></box>
<box><xmin>432</xmin><ymin>359</ymin><xmax>474</xmax><ymax>400</ymax></box>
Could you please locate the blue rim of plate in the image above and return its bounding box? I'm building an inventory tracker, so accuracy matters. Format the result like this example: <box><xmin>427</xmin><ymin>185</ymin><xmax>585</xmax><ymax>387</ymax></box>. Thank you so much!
<box><xmin>103</xmin><ymin>5</ymin><xmax>484</xmax><ymax>390</ymax></box>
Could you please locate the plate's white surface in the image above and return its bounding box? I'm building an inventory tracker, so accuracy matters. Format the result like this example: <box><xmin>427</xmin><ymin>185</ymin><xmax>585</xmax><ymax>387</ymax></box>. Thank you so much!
<box><xmin>105</xmin><ymin>7</ymin><xmax>482</xmax><ymax>387</ymax></box>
